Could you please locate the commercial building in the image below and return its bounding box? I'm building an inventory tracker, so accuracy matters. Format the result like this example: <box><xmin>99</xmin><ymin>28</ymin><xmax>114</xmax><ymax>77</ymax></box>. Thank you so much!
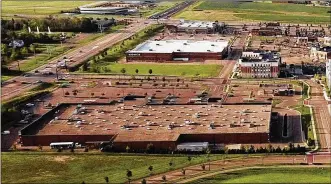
<box><xmin>167</xmin><ymin>20</ymin><xmax>224</xmax><ymax>34</ymax></box>
<box><xmin>20</xmin><ymin>103</ymin><xmax>272</xmax><ymax>151</ymax></box>
<box><xmin>310</xmin><ymin>46</ymin><xmax>331</xmax><ymax>61</ymax></box>
<box><xmin>327</xmin><ymin>60</ymin><xmax>331</xmax><ymax>89</ymax></box>
<box><xmin>79</xmin><ymin>6</ymin><xmax>130</xmax><ymax>14</ymax></box>
<box><xmin>238</xmin><ymin>51</ymin><xmax>281</xmax><ymax>78</ymax></box>
<box><xmin>126</xmin><ymin>40</ymin><xmax>229</xmax><ymax>62</ymax></box>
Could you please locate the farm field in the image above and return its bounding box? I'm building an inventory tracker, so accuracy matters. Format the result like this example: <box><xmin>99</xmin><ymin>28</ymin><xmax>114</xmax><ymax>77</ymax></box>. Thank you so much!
<box><xmin>87</xmin><ymin>63</ymin><xmax>222</xmax><ymax>77</ymax></box>
<box><xmin>2</xmin><ymin>1</ymin><xmax>91</xmax><ymax>16</ymax></box>
<box><xmin>190</xmin><ymin>167</ymin><xmax>331</xmax><ymax>183</ymax></box>
<box><xmin>1</xmin><ymin>152</ymin><xmax>235</xmax><ymax>183</ymax></box>
<box><xmin>174</xmin><ymin>1</ymin><xmax>330</xmax><ymax>24</ymax></box>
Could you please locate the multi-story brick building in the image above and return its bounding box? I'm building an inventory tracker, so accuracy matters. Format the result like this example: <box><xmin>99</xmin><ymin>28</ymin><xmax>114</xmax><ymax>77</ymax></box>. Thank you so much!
<box><xmin>238</xmin><ymin>51</ymin><xmax>281</xmax><ymax>78</ymax></box>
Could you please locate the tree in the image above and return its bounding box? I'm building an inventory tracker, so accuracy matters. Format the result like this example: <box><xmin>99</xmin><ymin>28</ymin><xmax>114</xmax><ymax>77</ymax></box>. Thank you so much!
<box><xmin>162</xmin><ymin>175</ymin><xmax>166</xmax><ymax>182</ymax></box>
<box><xmin>266</xmin><ymin>144</ymin><xmax>273</xmax><ymax>153</ymax></box>
<box><xmin>21</xmin><ymin>47</ymin><xmax>29</xmax><ymax>55</ymax></box>
<box><xmin>201</xmin><ymin>164</ymin><xmax>206</xmax><ymax>170</ymax></box>
<box><xmin>121</xmin><ymin>68</ymin><xmax>126</xmax><ymax>74</ymax></box>
<box><xmin>181</xmin><ymin>168</ymin><xmax>186</xmax><ymax>175</ymax></box>
<box><xmin>187</xmin><ymin>156</ymin><xmax>192</xmax><ymax>162</ymax></box>
<box><xmin>135</xmin><ymin>69</ymin><xmax>139</xmax><ymax>74</ymax></box>
<box><xmin>141</xmin><ymin>179</ymin><xmax>147</xmax><ymax>184</ymax></box>
<box><xmin>148</xmin><ymin>165</ymin><xmax>153</xmax><ymax>176</ymax></box>
<box><xmin>104</xmin><ymin>176</ymin><xmax>109</xmax><ymax>184</ymax></box>
<box><xmin>126</xmin><ymin>169</ymin><xmax>132</xmax><ymax>184</ymax></box>
<box><xmin>169</xmin><ymin>161</ymin><xmax>173</xmax><ymax>170</ymax></box>
<box><xmin>288</xmin><ymin>142</ymin><xmax>295</xmax><ymax>152</ymax></box>
<box><xmin>148</xmin><ymin>69</ymin><xmax>152</xmax><ymax>75</ymax></box>
<box><xmin>146</xmin><ymin>143</ymin><xmax>154</xmax><ymax>153</ymax></box>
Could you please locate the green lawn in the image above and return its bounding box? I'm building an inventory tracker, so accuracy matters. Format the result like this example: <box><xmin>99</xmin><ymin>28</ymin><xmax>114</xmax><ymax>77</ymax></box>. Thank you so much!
<box><xmin>190</xmin><ymin>167</ymin><xmax>331</xmax><ymax>183</ymax></box>
<box><xmin>98</xmin><ymin>63</ymin><xmax>222</xmax><ymax>77</ymax></box>
<box><xmin>2</xmin><ymin>0</ymin><xmax>91</xmax><ymax>15</ymax></box>
<box><xmin>1</xmin><ymin>75</ymin><xmax>15</xmax><ymax>82</ymax></box>
<box><xmin>175</xmin><ymin>1</ymin><xmax>330</xmax><ymax>24</ymax></box>
<box><xmin>18</xmin><ymin>45</ymin><xmax>71</xmax><ymax>72</ymax></box>
<box><xmin>1</xmin><ymin>152</ymin><xmax>237</xmax><ymax>183</ymax></box>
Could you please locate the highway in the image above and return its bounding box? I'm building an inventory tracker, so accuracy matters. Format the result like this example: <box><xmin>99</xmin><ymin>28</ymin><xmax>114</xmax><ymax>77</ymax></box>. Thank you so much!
<box><xmin>1</xmin><ymin>19</ymin><xmax>154</xmax><ymax>100</ymax></box>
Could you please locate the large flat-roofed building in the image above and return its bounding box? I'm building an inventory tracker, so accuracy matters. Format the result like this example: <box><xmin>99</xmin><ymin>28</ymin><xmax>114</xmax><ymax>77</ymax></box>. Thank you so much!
<box><xmin>126</xmin><ymin>40</ymin><xmax>229</xmax><ymax>62</ymax></box>
<box><xmin>79</xmin><ymin>6</ymin><xmax>130</xmax><ymax>14</ymax></box>
<box><xmin>20</xmin><ymin>103</ymin><xmax>271</xmax><ymax>151</ymax></box>
<box><xmin>238</xmin><ymin>51</ymin><xmax>281</xmax><ymax>78</ymax></box>
<box><xmin>167</xmin><ymin>20</ymin><xmax>225</xmax><ymax>34</ymax></box>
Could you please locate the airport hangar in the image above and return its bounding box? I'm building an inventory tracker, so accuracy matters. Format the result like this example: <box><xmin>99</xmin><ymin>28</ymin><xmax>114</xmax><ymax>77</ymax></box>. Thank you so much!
<box><xmin>20</xmin><ymin>102</ymin><xmax>272</xmax><ymax>151</ymax></box>
<box><xmin>125</xmin><ymin>40</ymin><xmax>230</xmax><ymax>62</ymax></box>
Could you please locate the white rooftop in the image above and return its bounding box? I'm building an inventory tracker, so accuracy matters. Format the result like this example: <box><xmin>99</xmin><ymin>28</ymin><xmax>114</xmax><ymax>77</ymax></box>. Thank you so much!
<box><xmin>178</xmin><ymin>21</ymin><xmax>216</xmax><ymax>29</ymax></box>
<box><xmin>127</xmin><ymin>40</ymin><xmax>229</xmax><ymax>54</ymax></box>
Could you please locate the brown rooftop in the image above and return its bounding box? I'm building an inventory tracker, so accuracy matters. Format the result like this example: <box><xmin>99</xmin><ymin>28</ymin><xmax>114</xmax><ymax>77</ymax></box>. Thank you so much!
<box><xmin>36</xmin><ymin>104</ymin><xmax>272</xmax><ymax>142</ymax></box>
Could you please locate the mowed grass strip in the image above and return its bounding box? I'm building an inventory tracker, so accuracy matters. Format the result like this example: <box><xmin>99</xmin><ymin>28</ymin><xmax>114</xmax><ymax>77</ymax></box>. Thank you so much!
<box><xmin>103</xmin><ymin>63</ymin><xmax>222</xmax><ymax>77</ymax></box>
<box><xmin>2</xmin><ymin>0</ymin><xmax>91</xmax><ymax>15</ymax></box>
<box><xmin>1</xmin><ymin>152</ymin><xmax>236</xmax><ymax>183</ymax></box>
<box><xmin>18</xmin><ymin>45</ymin><xmax>71</xmax><ymax>72</ymax></box>
<box><xmin>190</xmin><ymin>167</ymin><xmax>331</xmax><ymax>183</ymax></box>
<box><xmin>175</xmin><ymin>1</ymin><xmax>330</xmax><ymax>23</ymax></box>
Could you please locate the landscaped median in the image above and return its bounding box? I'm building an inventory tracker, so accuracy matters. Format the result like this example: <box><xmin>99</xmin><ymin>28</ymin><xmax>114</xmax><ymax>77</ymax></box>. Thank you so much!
<box><xmin>290</xmin><ymin>81</ymin><xmax>316</xmax><ymax>149</ymax></box>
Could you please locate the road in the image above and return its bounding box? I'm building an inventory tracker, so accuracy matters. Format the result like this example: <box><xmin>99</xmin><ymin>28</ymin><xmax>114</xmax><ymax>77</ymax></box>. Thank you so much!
<box><xmin>133</xmin><ymin>154</ymin><xmax>330</xmax><ymax>184</ymax></box>
<box><xmin>1</xmin><ymin>19</ymin><xmax>154</xmax><ymax>100</ymax></box>
<box><xmin>305</xmin><ymin>80</ymin><xmax>331</xmax><ymax>153</ymax></box>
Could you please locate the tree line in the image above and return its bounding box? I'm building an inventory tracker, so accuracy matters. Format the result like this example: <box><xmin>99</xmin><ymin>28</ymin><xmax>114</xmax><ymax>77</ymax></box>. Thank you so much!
<box><xmin>2</xmin><ymin>17</ymin><xmax>100</xmax><ymax>33</ymax></box>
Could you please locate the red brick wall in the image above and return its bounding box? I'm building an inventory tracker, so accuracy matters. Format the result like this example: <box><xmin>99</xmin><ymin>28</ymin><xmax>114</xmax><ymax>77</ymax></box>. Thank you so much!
<box><xmin>179</xmin><ymin>133</ymin><xmax>269</xmax><ymax>144</ymax></box>
<box><xmin>126</xmin><ymin>53</ymin><xmax>173</xmax><ymax>62</ymax></box>
<box><xmin>21</xmin><ymin>135</ymin><xmax>115</xmax><ymax>146</ymax></box>
<box><xmin>113</xmin><ymin>141</ymin><xmax>177</xmax><ymax>151</ymax></box>
<box><xmin>126</xmin><ymin>52</ymin><xmax>224</xmax><ymax>62</ymax></box>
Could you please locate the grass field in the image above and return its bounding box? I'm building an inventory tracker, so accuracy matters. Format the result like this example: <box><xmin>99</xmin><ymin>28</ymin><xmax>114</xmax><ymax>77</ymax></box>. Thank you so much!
<box><xmin>2</xmin><ymin>0</ymin><xmax>91</xmax><ymax>15</ymax></box>
<box><xmin>190</xmin><ymin>167</ymin><xmax>331</xmax><ymax>183</ymax></box>
<box><xmin>18</xmin><ymin>45</ymin><xmax>71</xmax><ymax>72</ymax></box>
<box><xmin>2</xmin><ymin>152</ymin><xmax>237</xmax><ymax>183</ymax></box>
<box><xmin>174</xmin><ymin>1</ymin><xmax>330</xmax><ymax>24</ymax></box>
<box><xmin>97</xmin><ymin>63</ymin><xmax>222</xmax><ymax>77</ymax></box>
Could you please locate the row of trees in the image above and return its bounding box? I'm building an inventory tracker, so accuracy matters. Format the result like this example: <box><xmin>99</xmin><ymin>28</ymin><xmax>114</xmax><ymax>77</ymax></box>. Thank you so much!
<box><xmin>1</xmin><ymin>43</ymin><xmax>38</xmax><ymax>64</ymax></box>
<box><xmin>101</xmin><ymin>142</ymin><xmax>306</xmax><ymax>154</ymax></box>
<box><xmin>2</xmin><ymin>17</ymin><xmax>99</xmax><ymax>33</ymax></box>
